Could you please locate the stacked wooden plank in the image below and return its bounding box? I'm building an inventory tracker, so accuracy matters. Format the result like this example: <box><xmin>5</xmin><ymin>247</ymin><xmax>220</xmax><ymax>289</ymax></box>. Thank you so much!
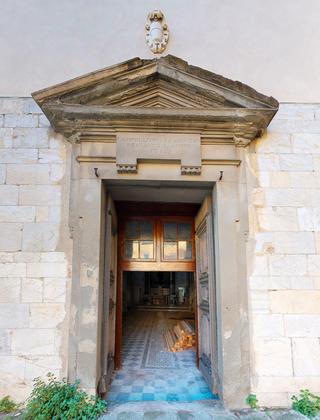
<box><xmin>164</xmin><ymin>320</ymin><xmax>196</xmax><ymax>352</ymax></box>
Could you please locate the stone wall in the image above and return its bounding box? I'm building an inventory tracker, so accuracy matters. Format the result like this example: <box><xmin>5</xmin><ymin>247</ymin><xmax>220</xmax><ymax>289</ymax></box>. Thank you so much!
<box><xmin>248</xmin><ymin>104</ymin><xmax>320</xmax><ymax>407</ymax></box>
<box><xmin>0</xmin><ymin>98</ymin><xmax>71</xmax><ymax>401</ymax></box>
<box><xmin>1</xmin><ymin>98</ymin><xmax>320</xmax><ymax>407</ymax></box>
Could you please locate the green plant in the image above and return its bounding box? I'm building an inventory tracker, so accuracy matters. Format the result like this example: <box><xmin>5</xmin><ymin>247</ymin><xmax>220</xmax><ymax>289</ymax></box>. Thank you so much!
<box><xmin>245</xmin><ymin>393</ymin><xmax>259</xmax><ymax>409</ymax></box>
<box><xmin>0</xmin><ymin>396</ymin><xmax>19</xmax><ymax>414</ymax></box>
<box><xmin>24</xmin><ymin>373</ymin><xmax>107</xmax><ymax>420</ymax></box>
<box><xmin>292</xmin><ymin>389</ymin><xmax>320</xmax><ymax>418</ymax></box>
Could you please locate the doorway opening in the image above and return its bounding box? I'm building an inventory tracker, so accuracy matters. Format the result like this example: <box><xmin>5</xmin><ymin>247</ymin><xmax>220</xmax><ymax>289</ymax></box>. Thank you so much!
<box><xmin>101</xmin><ymin>182</ymin><xmax>220</xmax><ymax>403</ymax></box>
<box><xmin>107</xmin><ymin>270</ymin><xmax>216</xmax><ymax>403</ymax></box>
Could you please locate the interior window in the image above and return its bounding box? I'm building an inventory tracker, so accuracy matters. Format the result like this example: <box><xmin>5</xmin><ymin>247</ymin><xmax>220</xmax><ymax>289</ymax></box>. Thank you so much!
<box><xmin>163</xmin><ymin>221</ymin><xmax>193</xmax><ymax>261</ymax></box>
<box><xmin>124</xmin><ymin>220</ymin><xmax>154</xmax><ymax>260</ymax></box>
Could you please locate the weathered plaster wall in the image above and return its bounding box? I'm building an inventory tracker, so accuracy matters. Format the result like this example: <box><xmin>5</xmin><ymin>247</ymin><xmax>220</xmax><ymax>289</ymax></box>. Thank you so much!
<box><xmin>247</xmin><ymin>104</ymin><xmax>320</xmax><ymax>407</ymax></box>
<box><xmin>0</xmin><ymin>98</ymin><xmax>72</xmax><ymax>401</ymax></box>
<box><xmin>0</xmin><ymin>0</ymin><xmax>320</xmax><ymax>102</ymax></box>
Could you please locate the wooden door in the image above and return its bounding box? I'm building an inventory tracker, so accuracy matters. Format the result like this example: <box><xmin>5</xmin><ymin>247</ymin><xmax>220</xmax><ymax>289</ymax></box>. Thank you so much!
<box><xmin>195</xmin><ymin>195</ymin><xmax>218</xmax><ymax>391</ymax></box>
<box><xmin>98</xmin><ymin>195</ymin><xmax>118</xmax><ymax>396</ymax></box>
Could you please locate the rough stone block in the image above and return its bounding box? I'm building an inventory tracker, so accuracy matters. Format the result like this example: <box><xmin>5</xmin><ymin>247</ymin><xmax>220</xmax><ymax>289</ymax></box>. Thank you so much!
<box><xmin>49</xmin><ymin>206</ymin><xmax>61</xmax><ymax>223</ymax></box>
<box><xmin>0</xmin><ymin>99</ymin><xmax>24</xmax><ymax>114</ymax></box>
<box><xmin>40</xmin><ymin>252</ymin><xmax>66</xmax><ymax>262</ymax></box>
<box><xmin>251</xmin><ymin>291</ymin><xmax>269</xmax><ymax>313</ymax></box>
<box><xmin>249</xmin><ymin>276</ymin><xmax>269</xmax><ymax>290</ymax></box>
<box><xmin>269</xmin><ymin>255</ymin><xmax>307</xmax><ymax>276</ymax></box>
<box><xmin>50</xmin><ymin>163</ymin><xmax>64</xmax><ymax>182</ymax></box>
<box><xmin>268</xmin><ymin>276</ymin><xmax>291</xmax><ymax>290</ymax></box>
<box><xmin>292</xmin><ymin>338</ymin><xmax>320</xmax><ymax>376</ymax></box>
<box><xmin>39</xmin><ymin>149</ymin><xmax>63</xmax><ymax>164</ymax></box>
<box><xmin>253</xmin><ymin>314</ymin><xmax>284</xmax><ymax>337</ymax></box>
<box><xmin>14</xmin><ymin>252</ymin><xmax>40</xmax><ymax>262</ymax></box>
<box><xmin>0</xmin><ymin>223</ymin><xmax>22</xmax><ymax>251</ymax></box>
<box><xmin>22</xmin><ymin>98</ymin><xmax>42</xmax><ymax>114</ymax></box>
<box><xmin>30</xmin><ymin>303</ymin><xmax>65</xmax><ymax>328</ymax></box>
<box><xmin>0</xmin><ymin>263</ymin><xmax>26</xmax><ymax>277</ymax></box>
<box><xmin>7</xmin><ymin>164</ymin><xmax>50</xmax><ymax>185</ymax></box>
<box><xmin>308</xmin><ymin>255</ymin><xmax>320</xmax><ymax>276</ymax></box>
<box><xmin>257</xmin><ymin>207</ymin><xmax>298</xmax><ymax>231</ymax></box>
<box><xmin>297</xmin><ymin>208</ymin><xmax>315</xmax><ymax>231</ymax></box>
<box><xmin>292</xmin><ymin>133</ymin><xmax>320</xmax><ymax>154</ymax></box>
<box><xmin>24</xmin><ymin>355</ymin><xmax>61</xmax><ymax>382</ymax></box>
<box><xmin>0</xmin><ymin>355</ymin><xmax>25</xmax><ymax>384</ymax></box>
<box><xmin>4</xmin><ymin>114</ymin><xmax>38</xmax><ymax>128</ymax></box>
<box><xmin>49</xmin><ymin>136</ymin><xmax>63</xmax><ymax>149</ymax></box>
<box><xmin>270</xmin><ymin>171</ymin><xmax>291</xmax><ymax>188</ymax></box>
<box><xmin>0</xmin><ymin>252</ymin><xmax>14</xmax><ymax>263</ymax></box>
<box><xmin>43</xmin><ymin>278</ymin><xmax>67</xmax><ymax>303</ymax></box>
<box><xmin>0</xmin><ymin>148</ymin><xmax>38</xmax><ymax>164</ymax></box>
<box><xmin>21</xmin><ymin>278</ymin><xmax>43</xmax><ymax>303</ymax></box>
<box><xmin>19</xmin><ymin>185</ymin><xmax>61</xmax><ymax>206</ymax></box>
<box><xmin>289</xmin><ymin>172</ymin><xmax>320</xmax><ymax>189</ymax></box>
<box><xmin>38</xmin><ymin>114</ymin><xmax>50</xmax><ymax>128</ymax></box>
<box><xmin>276</xmin><ymin>103</ymin><xmax>316</xmax><ymax>120</ymax></box>
<box><xmin>0</xmin><ymin>205</ymin><xmax>35</xmax><ymax>223</ymax></box>
<box><xmin>27</xmin><ymin>261</ymin><xmax>68</xmax><ymax>278</ymax></box>
<box><xmin>0</xmin><ymin>278</ymin><xmax>20</xmax><ymax>303</ymax></box>
<box><xmin>254</xmin><ymin>338</ymin><xmax>293</xmax><ymax>376</ymax></box>
<box><xmin>254</xmin><ymin>154</ymin><xmax>280</xmax><ymax>171</ymax></box>
<box><xmin>22</xmin><ymin>222</ymin><xmax>59</xmax><ymax>251</ymax></box>
<box><xmin>256</xmin><ymin>393</ymin><xmax>290</xmax><ymax>408</ymax></box>
<box><xmin>254</xmin><ymin>232</ymin><xmax>274</xmax><ymax>255</ymax></box>
<box><xmin>0</xmin><ymin>128</ymin><xmax>13</xmax><ymax>148</ymax></box>
<box><xmin>310</xmin><ymin>189</ymin><xmax>320</xmax><ymax>207</ymax></box>
<box><xmin>0</xmin><ymin>164</ymin><xmax>5</xmax><ymax>183</ymax></box>
<box><xmin>251</xmin><ymin>256</ymin><xmax>269</xmax><ymax>276</ymax></box>
<box><xmin>264</xmin><ymin>189</ymin><xmax>309</xmax><ymax>207</ymax></box>
<box><xmin>0</xmin><ymin>330</ymin><xmax>11</xmax><ymax>354</ymax></box>
<box><xmin>11</xmin><ymin>329</ymin><xmax>55</xmax><ymax>355</ymax></box>
<box><xmin>284</xmin><ymin>315</ymin><xmax>320</xmax><ymax>337</ymax></box>
<box><xmin>274</xmin><ymin>232</ymin><xmax>315</xmax><ymax>254</ymax></box>
<box><xmin>36</xmin><ymin>206</ymin><xmax>49</xmax><ymax>222</ymax></box>
<box><xmin>254</xmin><ymin>132</ymin><xmax>292</xmax><ymax>154</ymax></box>
<box><xmin>290</xmin><ymin>276</ymin><xmax>314</xmax><ymax>289</ymax></box>
<box><xmin>280</xmin><ymin>154</ymin><xmax>313</xmax><ymax>171</ymax></box>
<box><xmin>0</xmin><ymin>303</ymin><xmax>29</xmax><ymax>328</ymax></box>
<box><xmin>0</xmin><ymin>185</ymin><xmax>19</xmax><ymax>205</ymax></box>
<box><xmin>13</xmin><ymin>127</ymin><xmax>48</xmax><ymax>148</ymax></box>
<box><xmin>269</xmin><ymin>118</ymin><xmax>320</xmax><ymax>134</ymax></box>
<box><xmin>270</xmin><ymin>290</ymin><xmax>320</xmax><ymax>314</ymax></box>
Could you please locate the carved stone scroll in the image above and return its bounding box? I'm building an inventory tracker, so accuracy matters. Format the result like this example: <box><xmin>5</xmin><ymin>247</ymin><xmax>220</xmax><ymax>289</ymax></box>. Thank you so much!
<box><xmin>116</xmin><ymin>133</ymin><xmax>201</xmax><ymax>175</ymax></box>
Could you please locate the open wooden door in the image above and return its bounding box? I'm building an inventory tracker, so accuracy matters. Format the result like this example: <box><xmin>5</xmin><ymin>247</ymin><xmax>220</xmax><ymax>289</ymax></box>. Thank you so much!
<box><xmin>98</xmin><ymin>194</ymin><xmax>117</xmax><ymax>397</ymax></box>
<box><xmin>195</xmin><ymin>195</ymin><xmax>218</xmax><ymax>392</ymax></box>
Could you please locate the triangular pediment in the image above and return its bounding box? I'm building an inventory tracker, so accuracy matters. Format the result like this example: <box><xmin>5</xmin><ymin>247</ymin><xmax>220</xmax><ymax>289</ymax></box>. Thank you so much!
<box><xmin>32</xmin><ymin>55</ymin><xmax>279</xmax><ymax>143</ymax></box>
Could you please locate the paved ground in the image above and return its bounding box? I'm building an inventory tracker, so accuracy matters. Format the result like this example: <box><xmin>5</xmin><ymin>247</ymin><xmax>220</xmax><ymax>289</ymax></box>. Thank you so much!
<box><xmin>99</xmin><ymin>401</ymin><xmax>310</xmax><ymax>420</ymax></box>
<box><xmin>108</xmin><ymin>311</ymin><xmax>217</xmax><ymax>404</ymax></box>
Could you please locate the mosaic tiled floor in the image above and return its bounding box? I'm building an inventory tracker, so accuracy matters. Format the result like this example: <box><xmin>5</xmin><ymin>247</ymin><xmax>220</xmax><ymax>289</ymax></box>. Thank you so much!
<box><xmin>108</xmin><ymin>311</ymin><xmax>218</xmax><ymax>403</ymax></box>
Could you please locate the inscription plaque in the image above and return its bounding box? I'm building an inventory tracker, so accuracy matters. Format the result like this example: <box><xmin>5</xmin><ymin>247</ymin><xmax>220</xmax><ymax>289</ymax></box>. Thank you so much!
<box><xmin>116</xmin><ymin>133</ymin><xmax>201</xmax><ymax>175</ymax></box>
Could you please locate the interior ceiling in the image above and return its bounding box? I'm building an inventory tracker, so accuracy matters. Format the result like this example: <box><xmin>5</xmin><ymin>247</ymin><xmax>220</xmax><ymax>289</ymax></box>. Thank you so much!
<box><xmin>106</xmin><ymin>181</ymin><xmax>213</xmax><ymax>204</ymax></box>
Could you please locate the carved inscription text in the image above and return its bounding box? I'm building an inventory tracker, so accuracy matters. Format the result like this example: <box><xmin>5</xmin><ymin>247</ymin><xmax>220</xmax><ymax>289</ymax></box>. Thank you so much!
<box><xmin>116</xmin><ymin>133</ymin><xmax>201</xmax><ymax>175</ymax></box>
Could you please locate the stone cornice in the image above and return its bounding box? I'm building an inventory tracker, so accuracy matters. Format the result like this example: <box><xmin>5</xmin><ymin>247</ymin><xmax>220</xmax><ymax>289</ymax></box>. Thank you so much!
<box><xmin>32</xmin><ymin>55</ymin><xmax>279</xmax><ymax>147</ymax></box>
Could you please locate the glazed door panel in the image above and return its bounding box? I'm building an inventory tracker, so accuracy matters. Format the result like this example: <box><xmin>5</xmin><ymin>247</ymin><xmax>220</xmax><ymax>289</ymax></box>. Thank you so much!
<box><xmin>195</xmin><ymin>195</ymin><xmax>217</xmax><ymax>391</ymax></box>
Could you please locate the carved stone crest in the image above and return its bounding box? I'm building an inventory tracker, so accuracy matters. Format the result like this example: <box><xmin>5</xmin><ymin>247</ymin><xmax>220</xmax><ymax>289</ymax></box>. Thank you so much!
<box><xmin>145</xmin><ymin>10</ymin><xmax>169</xmax><ymax>54</ymax></box>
